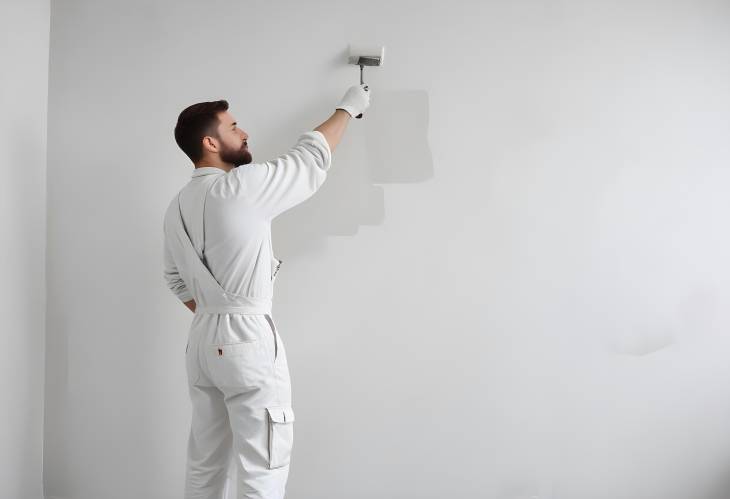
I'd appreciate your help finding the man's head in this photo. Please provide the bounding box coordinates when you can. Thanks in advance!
[174,100,252,169]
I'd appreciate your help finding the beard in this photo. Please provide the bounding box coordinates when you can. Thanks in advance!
[219,141,252,167]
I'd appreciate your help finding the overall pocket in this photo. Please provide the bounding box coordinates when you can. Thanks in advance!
[266,406,295,469]
[185,339,201,386]
[271,256,282,282]
[205,340,269,389]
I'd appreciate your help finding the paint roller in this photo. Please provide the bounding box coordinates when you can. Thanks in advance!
[347,44,385,119]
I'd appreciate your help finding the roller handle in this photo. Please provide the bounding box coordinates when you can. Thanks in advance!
[356,64,364,119]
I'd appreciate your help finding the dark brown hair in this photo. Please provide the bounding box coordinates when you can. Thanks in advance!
[174,100,229,163]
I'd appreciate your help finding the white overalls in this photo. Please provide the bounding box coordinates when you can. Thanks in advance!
[162,131,331,499]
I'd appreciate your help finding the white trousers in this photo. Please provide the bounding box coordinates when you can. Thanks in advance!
[184,313,294,499]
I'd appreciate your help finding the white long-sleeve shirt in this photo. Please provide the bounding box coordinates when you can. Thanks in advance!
[163,130,332,306]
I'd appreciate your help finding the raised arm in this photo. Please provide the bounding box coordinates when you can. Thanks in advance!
[314,109,352,152]
[227,84,371,219]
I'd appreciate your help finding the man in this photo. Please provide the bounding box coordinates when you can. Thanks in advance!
[163,84,371,499]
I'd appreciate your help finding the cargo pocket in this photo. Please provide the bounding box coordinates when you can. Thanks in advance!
[266,406,295,469]
[206,340,269,389]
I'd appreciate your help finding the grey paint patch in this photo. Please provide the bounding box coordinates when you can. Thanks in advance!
[273,89,433,256]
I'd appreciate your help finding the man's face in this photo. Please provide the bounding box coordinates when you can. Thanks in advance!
[213,111,252,167]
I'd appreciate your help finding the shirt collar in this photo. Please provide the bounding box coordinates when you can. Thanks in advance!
[192,166,227,178]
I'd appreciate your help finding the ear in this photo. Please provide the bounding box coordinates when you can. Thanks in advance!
[202,136,219,154]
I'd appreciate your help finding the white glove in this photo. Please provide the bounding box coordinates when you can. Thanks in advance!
[336,83,371,118]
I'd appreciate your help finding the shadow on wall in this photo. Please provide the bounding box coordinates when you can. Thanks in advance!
[605,285,718,357]
[272,89,433,256]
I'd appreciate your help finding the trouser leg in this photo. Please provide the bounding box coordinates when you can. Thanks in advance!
[184,383,233,499]
[221,315,294,499]
[224,391,291,499]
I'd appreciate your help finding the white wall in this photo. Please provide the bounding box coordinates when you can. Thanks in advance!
[44,1,730,498]
[0,1,49,499]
